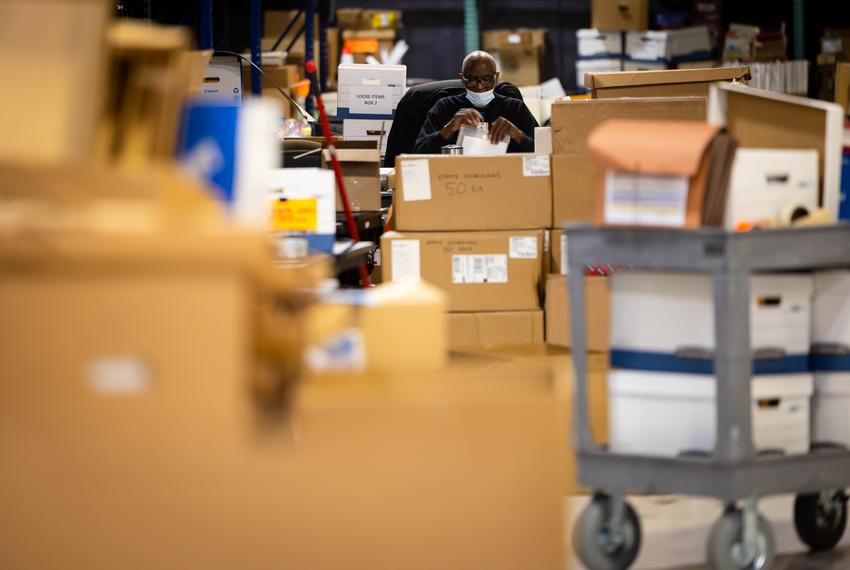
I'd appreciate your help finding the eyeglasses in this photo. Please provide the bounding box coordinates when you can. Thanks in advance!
[462,73,497,88]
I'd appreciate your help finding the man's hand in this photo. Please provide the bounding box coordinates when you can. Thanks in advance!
[440,108,483,140]
[489,117,523,145]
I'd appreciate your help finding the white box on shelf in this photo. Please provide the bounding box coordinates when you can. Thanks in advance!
[343,118,393,157]
[610,273,813,358]
[577,29,623,58]
[708,83,845,221]
[608,369,813,457]
[576,58,623,90]
[337,63,406,120]
[626,26,712,62]
[813,373,850,449]
[813,271,850,350]
[724,148,819,230]
[622,59,669,72]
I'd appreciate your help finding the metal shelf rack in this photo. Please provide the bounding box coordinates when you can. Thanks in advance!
[566,224,850,569]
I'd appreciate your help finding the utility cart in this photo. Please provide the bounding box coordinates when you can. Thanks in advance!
[566,224,850,570]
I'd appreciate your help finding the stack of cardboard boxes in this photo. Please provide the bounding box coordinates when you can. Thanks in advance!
[384,154,552,350]
[578,0,719,89]
[338,8,402,66]
[482,29,548,86]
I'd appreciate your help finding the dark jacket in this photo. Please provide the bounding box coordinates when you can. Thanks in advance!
[414,93,538,154]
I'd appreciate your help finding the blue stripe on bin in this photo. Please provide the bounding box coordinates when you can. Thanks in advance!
[610,349,811,375]
[811,353,850,372]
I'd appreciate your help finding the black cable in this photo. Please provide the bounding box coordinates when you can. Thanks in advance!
[213,50,316,124]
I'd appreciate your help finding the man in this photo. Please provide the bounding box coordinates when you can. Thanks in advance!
[414,51,538,153]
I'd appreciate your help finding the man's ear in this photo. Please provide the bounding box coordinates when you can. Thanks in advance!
[457,72,465,82]
[494,71,501,84]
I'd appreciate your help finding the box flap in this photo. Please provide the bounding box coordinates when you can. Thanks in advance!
[585,66,750,89]
[323,148,380,163]
[586,120,719,177]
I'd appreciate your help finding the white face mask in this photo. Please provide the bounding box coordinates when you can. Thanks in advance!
[466,88,495,108]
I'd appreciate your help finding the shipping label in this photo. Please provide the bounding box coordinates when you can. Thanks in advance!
[509,236,538,259]
[452,254,508,284]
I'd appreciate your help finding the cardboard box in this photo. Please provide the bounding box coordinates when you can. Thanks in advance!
[482,29,547,50]
[587,119,737,227]
[549,228,569,275]
[381,230,544,312]
[707,82,845,220]
[341,29,398,65]
[305,282,448,374]
[545,274,610,352]
[322,144,381,212]
[449,310,544,350]
[552,155,597,224]
[497,44,543,86]
[0,0,110,164]
[241,63,299,116]
[337,8,403,30]
[585,66,750,98]
[550,97,707,155]
[337,63,406,120]
[592,0,648,32]
[394,154,552,231]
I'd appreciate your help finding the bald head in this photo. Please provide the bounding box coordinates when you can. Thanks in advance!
[462,51,497,75]
[459,50,499,93]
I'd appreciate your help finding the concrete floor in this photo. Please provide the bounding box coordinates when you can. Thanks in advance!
[566,494,850,569]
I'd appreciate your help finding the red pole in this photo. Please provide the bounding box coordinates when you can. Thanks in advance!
[305,60,371,288]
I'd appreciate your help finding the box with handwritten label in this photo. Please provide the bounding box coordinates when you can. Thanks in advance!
[380,229,544,312]
[394,154,552,231]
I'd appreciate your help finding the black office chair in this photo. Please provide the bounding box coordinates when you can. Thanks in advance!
[383,79,524,168]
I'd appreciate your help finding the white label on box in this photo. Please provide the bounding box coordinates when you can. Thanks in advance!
[401,159,432,201]
[523,155,550,177]
[604,170,689,227]
[391,240,421,282]
[560,233,569,275]
[87,357,152,395]
[452,255,508,284]
[509,236,538,259]
[508,33,521,44]
[349,84,394,115]
[373,246,382,266]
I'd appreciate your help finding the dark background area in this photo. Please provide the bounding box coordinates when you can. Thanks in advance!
[122,0,850,91]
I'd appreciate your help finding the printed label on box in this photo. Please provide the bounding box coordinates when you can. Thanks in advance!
[373,246,382,266]
[523,155,550,177]
[452,254,508,284]
[349,84,393,115]
[560,233,569,275]
[391,240,421,282]
[269,198,318,231]
[604,170,688,227]
[509,236,538,259]
[401,159,432,201]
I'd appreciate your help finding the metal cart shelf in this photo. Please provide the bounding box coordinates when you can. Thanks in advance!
[566,224,850,570]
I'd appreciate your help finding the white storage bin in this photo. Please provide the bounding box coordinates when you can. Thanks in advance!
[625,26,712,62]
[577,29,623,58]
[610,273,813,359]
[622,59,668,72]
[576,58,622,89]
[724,149,819,230]
[813,373,850,449]
[813,271,850,350]
[608,369,813,457]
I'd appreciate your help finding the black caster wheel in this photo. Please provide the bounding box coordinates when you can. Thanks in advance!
[573,493,642,569]
[794,490,848,552]
[707,506,775,570]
